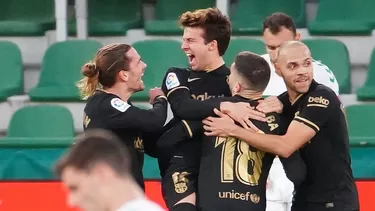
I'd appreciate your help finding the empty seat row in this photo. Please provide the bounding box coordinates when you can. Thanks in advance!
[1,0,375,36]
[1,38,375,101]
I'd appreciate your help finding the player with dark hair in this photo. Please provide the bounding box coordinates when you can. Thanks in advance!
[204,41,359,211]
[198,51,305,211]
[54,129,165,211]
[158,8,268,211]
[259,12,340,211]
[77,43,168,190]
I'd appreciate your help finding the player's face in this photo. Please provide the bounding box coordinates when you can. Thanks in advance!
[263,27,300,64]
[181,27,213,71]
[227,62,241,95]
[61,167,106,211]
[125,47,147,92]
[276,45,313,94]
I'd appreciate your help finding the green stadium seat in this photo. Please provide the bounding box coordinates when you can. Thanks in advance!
[357,47,375,101]
[0,0,55,36]
[5,105,74,138]
[345,104,375,146]
[144,0,215,35]
[350,147,375,178]
[28,40,102,101]
[224,38,266,64]
[231,0,305,35]
[308,0,375,35]
[0,41,23,101]
[131,40,187,101]
[302,39,351,94]
[68,0,143,36]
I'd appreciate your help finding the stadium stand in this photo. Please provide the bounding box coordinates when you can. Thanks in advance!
[131,39,187,101]
[346,104,375,146]
[308,0,375,35]
[0,0,55,36]
[68,0,143,36]
[223,38,266,64]
[0,41,23,101]
[0,0,375,186]
[28,40,101,101]
[303,38,351,94]
[144,0,215,35]
[356,47,375,101]
[231,0,305,35]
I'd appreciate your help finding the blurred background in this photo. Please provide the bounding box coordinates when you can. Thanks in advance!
[0,0,374,210]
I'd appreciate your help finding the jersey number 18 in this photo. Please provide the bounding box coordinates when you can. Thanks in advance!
[215,137,265,186]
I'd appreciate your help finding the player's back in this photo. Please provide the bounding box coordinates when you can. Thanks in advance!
[198,95,281,211]
[83,91,145,189]
[279,80,359,210]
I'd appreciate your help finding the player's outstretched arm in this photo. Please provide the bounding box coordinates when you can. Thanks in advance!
[102,95,168,133]
[203,89,337,158]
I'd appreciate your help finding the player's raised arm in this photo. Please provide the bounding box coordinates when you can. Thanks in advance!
[101,93,168,133]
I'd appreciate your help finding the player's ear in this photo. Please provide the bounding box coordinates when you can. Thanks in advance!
[118,70,129,82]
[295,32,301,41]
[208,40,217,51]
[274,63,282,77]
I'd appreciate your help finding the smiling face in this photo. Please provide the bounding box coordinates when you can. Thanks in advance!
[119,47,147,92]
[275,43,313,95]
[181,27,214,70]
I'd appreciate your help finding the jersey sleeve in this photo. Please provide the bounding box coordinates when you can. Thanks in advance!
[162,67,222,120]
[313,61,339,95]
[279,152,306,186]
[294,88,337,133]
[101,95,168,133]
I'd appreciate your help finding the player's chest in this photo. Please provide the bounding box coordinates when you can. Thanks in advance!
[187,75,230,100]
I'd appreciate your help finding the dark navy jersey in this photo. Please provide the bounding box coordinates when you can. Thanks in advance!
[83,91,168,189]
[278,80,359,210]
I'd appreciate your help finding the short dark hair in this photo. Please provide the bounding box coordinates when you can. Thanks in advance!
[179,8,231,56]
[262,12,296,35]
[54,129,131,177]
[234,51,271,92]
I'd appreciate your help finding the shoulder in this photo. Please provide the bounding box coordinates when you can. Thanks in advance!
[118,199,165,211]
[305,83,339,107]
[163,67,190,90]
[100,94,131,113]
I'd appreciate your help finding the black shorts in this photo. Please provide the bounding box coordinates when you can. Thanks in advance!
[160,140,201,209]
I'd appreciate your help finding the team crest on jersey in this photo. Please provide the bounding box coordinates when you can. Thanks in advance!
[172,172,190,193]
[110,98,130,112]
[250,193,260,204]
[134,136,144,151]
[165,72,180,90]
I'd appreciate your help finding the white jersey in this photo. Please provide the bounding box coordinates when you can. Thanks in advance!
[117,198,165,211]
[261,54,339,96]
[260,54,339,203]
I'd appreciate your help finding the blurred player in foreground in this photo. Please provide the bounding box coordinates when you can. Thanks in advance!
[259,12,340,211]
[198,51,306,211]
[204,41,359,211]
[77,43,168,190]
[54,129,165,211]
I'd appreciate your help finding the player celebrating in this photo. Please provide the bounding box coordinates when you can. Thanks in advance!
[77,43,168,190]
[203,41,359,211]
[259,12,340,211]
[198,51,306,211]
[158,8,266,211]
[54,129,165,211]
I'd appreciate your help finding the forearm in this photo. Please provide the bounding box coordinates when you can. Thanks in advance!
[170,96,221,120]
[229,126,294,157]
